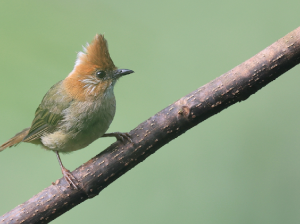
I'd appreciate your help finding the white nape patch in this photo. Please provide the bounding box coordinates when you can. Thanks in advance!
[82,43,89,54]
[67,51,86,77]
[67,44,90,77]
[85,42,89,49]
[80,75,100,96]
[75,51,85,67]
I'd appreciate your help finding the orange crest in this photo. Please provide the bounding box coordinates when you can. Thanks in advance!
[64,34,117,101]
[76,34,116,71]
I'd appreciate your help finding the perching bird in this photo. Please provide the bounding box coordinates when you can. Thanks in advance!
[0,34,134,188]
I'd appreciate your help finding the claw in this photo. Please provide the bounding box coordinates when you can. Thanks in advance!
[61,167,78,189]
[102,132,132,142]
[55,151,79,189]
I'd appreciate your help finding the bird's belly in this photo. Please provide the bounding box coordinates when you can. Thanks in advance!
[70,118,110,151]
[41,96,116,153]
[41,117,112,153]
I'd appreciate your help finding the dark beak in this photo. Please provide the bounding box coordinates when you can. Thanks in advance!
[114,69,134,78]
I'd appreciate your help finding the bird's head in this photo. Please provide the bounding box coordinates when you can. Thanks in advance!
[64,34,133,101]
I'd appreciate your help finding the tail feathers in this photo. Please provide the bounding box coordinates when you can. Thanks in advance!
[0,128,30,151]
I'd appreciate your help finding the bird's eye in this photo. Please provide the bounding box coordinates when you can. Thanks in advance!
[96,70,106,79]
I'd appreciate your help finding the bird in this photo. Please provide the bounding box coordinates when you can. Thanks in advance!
[0,34,134,189]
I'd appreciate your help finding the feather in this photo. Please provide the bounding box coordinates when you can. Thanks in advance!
[75,34,116,71]
[0,128,30,151]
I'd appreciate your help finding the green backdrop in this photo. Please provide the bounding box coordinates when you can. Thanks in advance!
[0,1,300,223]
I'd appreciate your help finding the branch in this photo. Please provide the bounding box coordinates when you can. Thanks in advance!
[2,27,300,224]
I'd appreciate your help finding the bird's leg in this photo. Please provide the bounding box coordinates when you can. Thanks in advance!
[55,151,78,189]
[102,132,132,142]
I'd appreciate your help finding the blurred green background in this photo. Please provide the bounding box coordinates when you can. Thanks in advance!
[0,1,300,223]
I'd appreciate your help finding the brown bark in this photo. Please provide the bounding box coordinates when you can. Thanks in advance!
[1,27,300,224]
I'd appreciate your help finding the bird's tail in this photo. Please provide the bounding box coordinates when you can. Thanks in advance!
[0,128,30,151]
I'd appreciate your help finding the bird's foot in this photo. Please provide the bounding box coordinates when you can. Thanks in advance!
[102,132,132,142]
[61,166,79,189]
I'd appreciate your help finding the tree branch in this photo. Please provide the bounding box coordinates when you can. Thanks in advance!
[2,27,300,224]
